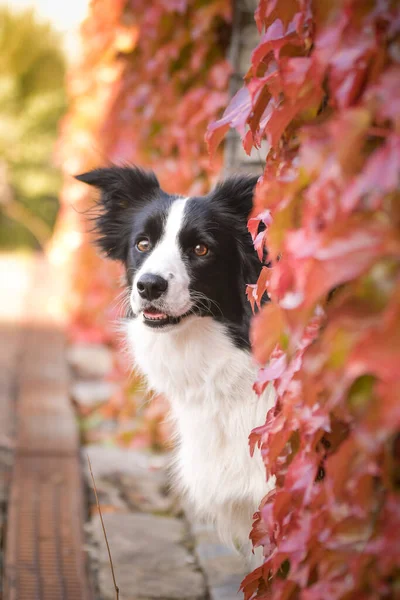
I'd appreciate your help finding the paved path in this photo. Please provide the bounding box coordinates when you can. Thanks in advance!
[0,254,248,600]
[1,255,93,600]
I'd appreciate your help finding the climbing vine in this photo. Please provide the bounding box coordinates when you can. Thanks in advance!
[208,0,400,597]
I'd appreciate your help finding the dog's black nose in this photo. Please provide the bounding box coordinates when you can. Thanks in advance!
[137,274,168,301]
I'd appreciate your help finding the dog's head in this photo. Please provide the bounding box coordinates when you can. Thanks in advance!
[76,166,263,346]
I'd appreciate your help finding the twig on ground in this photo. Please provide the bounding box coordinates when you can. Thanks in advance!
[87,454,120,600]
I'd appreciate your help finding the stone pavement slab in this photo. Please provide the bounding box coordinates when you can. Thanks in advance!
[91,513,207,600]
[191,522,247,600]
[85,445,175,515]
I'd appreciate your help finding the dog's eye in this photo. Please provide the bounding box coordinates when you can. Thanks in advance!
[193,243,208,257]
[136,238,151,253]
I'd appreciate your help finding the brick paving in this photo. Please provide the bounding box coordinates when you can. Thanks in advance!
[0,255,34,597]
[0,255,248,600]
[1,255,93,600]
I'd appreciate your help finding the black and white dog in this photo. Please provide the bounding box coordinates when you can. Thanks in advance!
[77,166,275,554]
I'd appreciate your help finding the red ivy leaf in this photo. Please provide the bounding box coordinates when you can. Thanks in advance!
[254,351,287,396]
[251,303,286,364]
[251,19,288,69]
[248,209,272,242]
[206,87,252,157]
[246,266,271,315]
[341,134,400,212]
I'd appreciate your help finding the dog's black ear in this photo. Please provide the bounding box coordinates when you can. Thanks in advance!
[212,174,265,276]
[75,166,160,261]
[212,175,259,220]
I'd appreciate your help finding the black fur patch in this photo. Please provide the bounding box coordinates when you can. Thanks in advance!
[76,166,267,349]
[76,166,162,262]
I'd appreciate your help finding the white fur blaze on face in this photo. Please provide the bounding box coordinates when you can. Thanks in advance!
[130,198,191,318]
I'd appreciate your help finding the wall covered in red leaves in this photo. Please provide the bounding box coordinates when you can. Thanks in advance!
[208,0,400,597]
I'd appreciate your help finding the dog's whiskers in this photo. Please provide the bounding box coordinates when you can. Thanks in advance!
[111,288,131,317]
[190,291,223,317]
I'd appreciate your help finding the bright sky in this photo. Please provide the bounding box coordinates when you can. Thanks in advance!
[3,0,89,59]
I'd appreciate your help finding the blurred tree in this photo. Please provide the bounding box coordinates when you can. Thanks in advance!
[0,6,66,249]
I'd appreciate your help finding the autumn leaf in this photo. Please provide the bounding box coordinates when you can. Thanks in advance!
[251,303,286,364]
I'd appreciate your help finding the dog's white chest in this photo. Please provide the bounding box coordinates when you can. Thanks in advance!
[127,316,275,544]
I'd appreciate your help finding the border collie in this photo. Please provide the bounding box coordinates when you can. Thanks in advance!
[77,166,276,556]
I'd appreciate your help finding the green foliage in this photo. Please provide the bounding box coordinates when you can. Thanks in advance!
[0,6,66,249]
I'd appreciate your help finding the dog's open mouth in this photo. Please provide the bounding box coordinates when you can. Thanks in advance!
[142,306,191,328]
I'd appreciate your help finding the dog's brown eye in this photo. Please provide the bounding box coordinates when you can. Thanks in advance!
[193,243,208,257]
[137,238,151,252]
